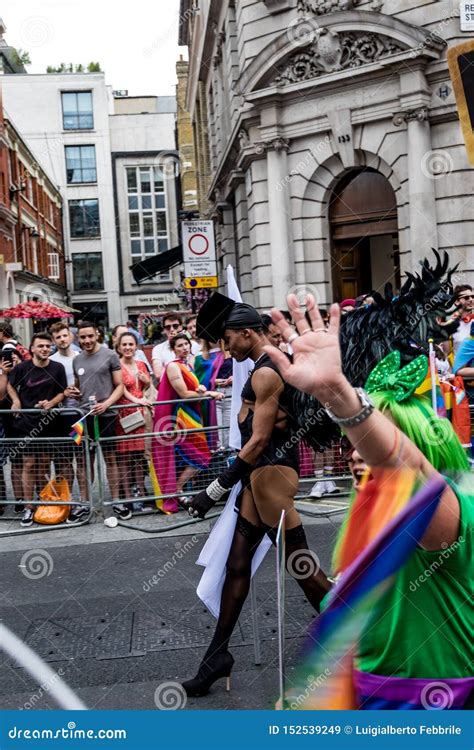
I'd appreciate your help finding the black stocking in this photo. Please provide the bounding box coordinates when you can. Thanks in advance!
[265,523,331,613]
[203,515,265,661]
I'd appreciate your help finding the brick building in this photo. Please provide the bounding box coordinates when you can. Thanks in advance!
[0,92,66,339]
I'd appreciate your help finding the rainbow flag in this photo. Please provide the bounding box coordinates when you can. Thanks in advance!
[287,471,445,710]
[69,419,85,446]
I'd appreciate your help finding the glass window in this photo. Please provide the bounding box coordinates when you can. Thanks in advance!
[127,168,137,193]
[129,213,140,237]
[69,199,100,238]
[47,252,60,279]
[140,168,151,193]
[144,239,155,255]
[65,145,97,183]
[126,165,170,268]
[156,212,167,232]
[153,167,163,192]
[143,213,153,236]
[62,91,93,130]
[72,252,103,290]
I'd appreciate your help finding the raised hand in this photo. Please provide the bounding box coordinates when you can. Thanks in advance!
[263,295,345,404]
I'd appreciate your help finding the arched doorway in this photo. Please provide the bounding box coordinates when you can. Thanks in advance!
[329,168,400,302]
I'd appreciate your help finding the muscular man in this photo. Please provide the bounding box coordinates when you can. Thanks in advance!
[181,293,331,697]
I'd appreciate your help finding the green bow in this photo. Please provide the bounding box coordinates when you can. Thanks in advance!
[365,351,428,402]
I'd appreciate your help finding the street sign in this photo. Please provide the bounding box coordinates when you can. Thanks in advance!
[184,276,218,289]
[182,220,217,279]
[448,39,474,164]
[460,1,474,30]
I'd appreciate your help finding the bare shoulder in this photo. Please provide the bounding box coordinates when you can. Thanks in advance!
[252,366,283,396]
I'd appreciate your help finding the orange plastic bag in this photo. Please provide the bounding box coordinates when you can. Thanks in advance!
[34,477,71,525]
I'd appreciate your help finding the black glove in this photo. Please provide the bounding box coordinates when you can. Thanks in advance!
[186,456,252,519]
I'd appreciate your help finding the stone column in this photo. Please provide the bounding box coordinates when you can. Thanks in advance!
[393,107,437,267]
[265,137,294,308]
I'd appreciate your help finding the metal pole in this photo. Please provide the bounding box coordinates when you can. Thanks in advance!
[250,578,261,665]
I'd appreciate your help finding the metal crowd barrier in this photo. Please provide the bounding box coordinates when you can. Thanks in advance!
[1,397,472,534]
[0,407,93,536]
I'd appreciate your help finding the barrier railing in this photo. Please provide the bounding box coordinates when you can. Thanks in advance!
[0,407,93,535]
[1,397,471,532]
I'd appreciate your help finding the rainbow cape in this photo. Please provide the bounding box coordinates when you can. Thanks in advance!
[194,350,224,450]
[151,362,211,514]
[287,470,445,710]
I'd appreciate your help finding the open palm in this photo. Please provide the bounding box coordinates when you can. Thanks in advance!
[264,296,344,402]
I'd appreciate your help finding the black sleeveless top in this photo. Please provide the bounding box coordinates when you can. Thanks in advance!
[238,354,299,472]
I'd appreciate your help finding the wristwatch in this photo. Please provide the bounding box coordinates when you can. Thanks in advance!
[324,387,374,427]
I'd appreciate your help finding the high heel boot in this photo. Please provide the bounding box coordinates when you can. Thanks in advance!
[182,651,234,697]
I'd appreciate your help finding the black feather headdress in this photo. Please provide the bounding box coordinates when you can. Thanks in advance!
[340,250,460,387]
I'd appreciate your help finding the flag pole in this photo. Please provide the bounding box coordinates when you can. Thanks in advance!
[428,339,438,414]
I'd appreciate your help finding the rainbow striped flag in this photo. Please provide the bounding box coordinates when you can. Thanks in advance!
[287,470,445,710]
[69,419,85,446]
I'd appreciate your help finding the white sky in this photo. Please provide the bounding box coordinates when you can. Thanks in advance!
[1,0,187,96]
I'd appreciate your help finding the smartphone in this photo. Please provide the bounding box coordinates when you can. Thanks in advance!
[1,350,13,364]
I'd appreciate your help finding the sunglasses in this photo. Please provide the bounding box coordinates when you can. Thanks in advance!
[458,295,474,301]
[164,323,180,330]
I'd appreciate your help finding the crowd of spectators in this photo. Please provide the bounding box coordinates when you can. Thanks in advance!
[0,283,472,527]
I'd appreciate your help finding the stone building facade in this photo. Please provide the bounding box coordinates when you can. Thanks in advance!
[180,0,473,309]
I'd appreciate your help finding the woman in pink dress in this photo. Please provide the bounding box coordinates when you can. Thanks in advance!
[116,333,152,504]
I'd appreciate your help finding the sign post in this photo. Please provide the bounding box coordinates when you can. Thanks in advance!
[182,220,218,289]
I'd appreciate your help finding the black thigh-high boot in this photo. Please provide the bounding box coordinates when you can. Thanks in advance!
[182,515,266,696]
[264,523,332,613]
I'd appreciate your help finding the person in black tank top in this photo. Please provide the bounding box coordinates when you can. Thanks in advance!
[181,294,331,698]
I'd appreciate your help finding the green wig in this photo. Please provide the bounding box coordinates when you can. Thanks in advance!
[370,391,469,475]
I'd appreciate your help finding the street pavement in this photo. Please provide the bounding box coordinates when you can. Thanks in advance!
[0,503,344,711]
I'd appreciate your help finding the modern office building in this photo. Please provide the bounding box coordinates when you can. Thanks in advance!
[109,94,181,320]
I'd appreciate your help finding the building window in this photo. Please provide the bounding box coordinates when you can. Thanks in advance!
[47,251,60,280]
[65,145,97,183]
[126,166,169,272]
[72,252,104,290]
[69,199,100,238]
[61,91,94,130]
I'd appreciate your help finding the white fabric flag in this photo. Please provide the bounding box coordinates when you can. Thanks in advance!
[196,265,272,617]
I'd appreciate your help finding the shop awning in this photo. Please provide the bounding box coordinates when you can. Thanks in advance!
[130,245,183,284]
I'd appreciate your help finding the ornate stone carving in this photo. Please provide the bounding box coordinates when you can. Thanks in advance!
[297,0,357,14]
[297,0,383,12]
[238,129,250,148]
[255,138,290,154]
[272,29,405,85]
[392,107,429,127]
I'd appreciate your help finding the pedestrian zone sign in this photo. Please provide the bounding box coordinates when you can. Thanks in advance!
[182,220,217,280]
